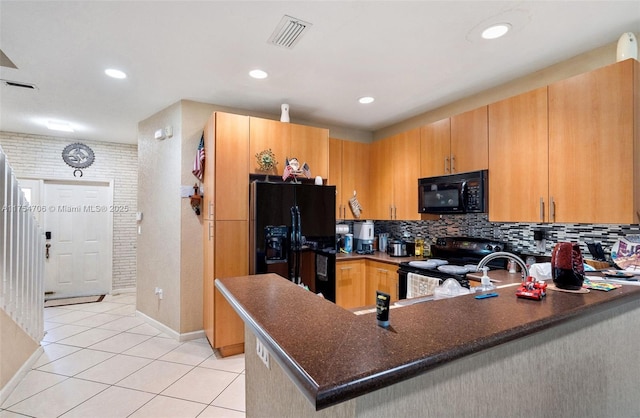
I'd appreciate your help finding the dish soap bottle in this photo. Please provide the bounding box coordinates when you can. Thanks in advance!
[479,267,496,292]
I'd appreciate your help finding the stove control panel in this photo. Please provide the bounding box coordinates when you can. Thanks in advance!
[433,237,506,255]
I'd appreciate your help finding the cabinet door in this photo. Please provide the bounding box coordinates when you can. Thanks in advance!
[202,115,215,345]
[369,138,394,220]
[549,59,637,223]
[420,118,451,177]
[290,124,329,179]
[203,219,214,345]
[213,220,248,351]
[450,106,488,174]
[335,260,365,309]
[215,113,249,221]
[488,87,549,222]
[342,140,371,220]
[328,138,343,219]
[249,117,290,175]
[392,128,421,221]
[365,261,399,305]
[202,115,216,221]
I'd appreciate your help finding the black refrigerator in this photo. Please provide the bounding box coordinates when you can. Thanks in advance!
[249,181,337,302]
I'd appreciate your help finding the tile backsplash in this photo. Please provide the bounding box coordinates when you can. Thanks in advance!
[342,215,640,261]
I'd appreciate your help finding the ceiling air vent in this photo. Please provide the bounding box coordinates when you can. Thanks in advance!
[268,15,312,49]
[1,79,38,90]
[0,49,17,69]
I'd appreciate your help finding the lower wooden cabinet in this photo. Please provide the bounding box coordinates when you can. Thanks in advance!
[212,221,247,356]
[335,260,365,309]
[365,260,399,306]
[336,259,399,309]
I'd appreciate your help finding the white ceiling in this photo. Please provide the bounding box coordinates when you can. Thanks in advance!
[1,1,639,145]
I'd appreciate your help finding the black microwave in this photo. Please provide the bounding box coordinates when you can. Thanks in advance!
[418,170,487,214]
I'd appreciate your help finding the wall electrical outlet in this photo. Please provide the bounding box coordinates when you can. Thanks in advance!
[256,339,270,369]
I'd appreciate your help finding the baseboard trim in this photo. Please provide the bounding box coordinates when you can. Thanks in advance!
[111,287,136,295]
[135,310,205,342]
[0,346,44,406]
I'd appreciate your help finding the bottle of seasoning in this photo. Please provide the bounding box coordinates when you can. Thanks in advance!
[423,238,431,258]
[414,234,424,257]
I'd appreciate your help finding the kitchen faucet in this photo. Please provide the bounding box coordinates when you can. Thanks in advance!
[476,252,530,279]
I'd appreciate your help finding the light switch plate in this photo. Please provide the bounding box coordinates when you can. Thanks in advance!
[256,339,270,369]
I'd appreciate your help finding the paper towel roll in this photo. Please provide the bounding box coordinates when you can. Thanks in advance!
[336,224,349,234]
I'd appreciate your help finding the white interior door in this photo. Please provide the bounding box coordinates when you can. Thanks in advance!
[44,181,113,298]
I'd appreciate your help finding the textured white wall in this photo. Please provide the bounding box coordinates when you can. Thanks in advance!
[0,132,138,291]
[137,102,183,332]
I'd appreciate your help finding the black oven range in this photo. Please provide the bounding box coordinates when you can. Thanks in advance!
[397,236,509,299]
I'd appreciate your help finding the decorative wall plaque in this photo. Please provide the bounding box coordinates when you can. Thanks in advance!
[62,143,95,177]
[256,148,277,171]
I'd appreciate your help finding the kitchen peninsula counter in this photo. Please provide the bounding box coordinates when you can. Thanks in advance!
[216,273,640,417]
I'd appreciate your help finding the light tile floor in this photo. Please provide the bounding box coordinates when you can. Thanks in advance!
[1,293,245,418]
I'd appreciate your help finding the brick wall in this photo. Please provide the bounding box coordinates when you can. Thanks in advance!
[0,131,138,290]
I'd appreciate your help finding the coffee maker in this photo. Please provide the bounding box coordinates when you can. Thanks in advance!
[354,220,375,254]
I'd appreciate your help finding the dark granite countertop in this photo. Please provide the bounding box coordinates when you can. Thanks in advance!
[215,273,640,410]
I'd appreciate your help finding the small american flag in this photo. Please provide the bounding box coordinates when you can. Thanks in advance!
[192,133,205,181]
[301,163,311,178]
[282,164,293,181]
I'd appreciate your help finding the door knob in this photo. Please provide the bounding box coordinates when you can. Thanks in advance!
[45,243,51,259]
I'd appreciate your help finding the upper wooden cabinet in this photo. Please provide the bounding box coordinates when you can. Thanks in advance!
[420,118,450,178]
[202,115,216,221]
[249,117,329,179]
[489,59,639,224]
[450,107,489,174]
[215,112,250,221]
[370,129,421,220]
[392,128,422,220]
[329,138,370,220]
[369,137,394,219]
[488,87,549,223]
[249,117,289,176]
[328,138,342,219]
[290,123,329,180]
[548,59,639,224]
[420,107,488,177]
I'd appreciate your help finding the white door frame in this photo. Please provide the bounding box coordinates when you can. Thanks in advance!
[19,176,114,297]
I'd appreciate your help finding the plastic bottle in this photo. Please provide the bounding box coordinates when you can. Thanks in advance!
[478,267,496,292]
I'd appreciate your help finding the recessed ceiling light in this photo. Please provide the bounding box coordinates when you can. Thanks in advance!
[249,69,268,79]
[481,23,511,40]
[358,96,375,104]
[105,68,127,79]
[47,120,74,132]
